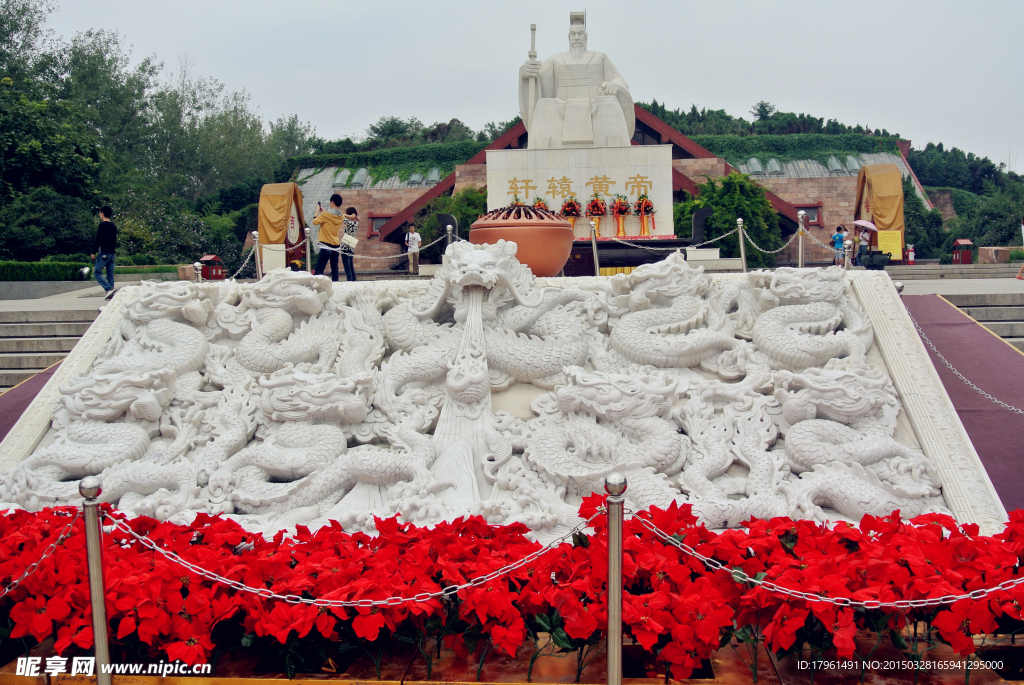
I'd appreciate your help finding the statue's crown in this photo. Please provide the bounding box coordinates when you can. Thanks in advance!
[569,11,585,26]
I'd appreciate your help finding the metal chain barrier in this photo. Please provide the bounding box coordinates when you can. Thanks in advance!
[806,230,838,252]
[630,510,1024,608]
[104,511,599,608]
[610,227,739,253]
[0,512,79,600]
[906,310,1024,415]
[743,230,799,255]
[229,246,256,280]
[348,233,454,261]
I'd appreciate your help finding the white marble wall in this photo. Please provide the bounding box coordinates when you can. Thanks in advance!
[486,145,674,237]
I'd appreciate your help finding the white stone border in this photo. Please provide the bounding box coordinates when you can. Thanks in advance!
[848,270,1006,535]
[0,272,1006,533]
[0,287,139,473]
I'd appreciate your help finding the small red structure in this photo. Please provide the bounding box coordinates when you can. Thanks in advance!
[199,254,225,280]
[951,239,973,265]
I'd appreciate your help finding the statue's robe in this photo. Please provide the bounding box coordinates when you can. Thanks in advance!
[519,50,635,149]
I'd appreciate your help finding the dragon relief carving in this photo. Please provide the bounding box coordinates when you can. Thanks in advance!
[0,247,951,536]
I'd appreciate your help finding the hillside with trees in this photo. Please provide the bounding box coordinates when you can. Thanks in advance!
[1,0,1020,274]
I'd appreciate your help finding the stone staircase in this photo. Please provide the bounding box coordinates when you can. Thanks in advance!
[0,309,98,394]
[885,263,1021,281]
[945,293,1024,352]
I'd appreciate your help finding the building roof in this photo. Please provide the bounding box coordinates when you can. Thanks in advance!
[375,107,804,240]
[294,166,441,226]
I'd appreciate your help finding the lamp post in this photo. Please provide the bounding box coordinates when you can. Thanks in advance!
[797,210,806,269]
[590,219,600,276]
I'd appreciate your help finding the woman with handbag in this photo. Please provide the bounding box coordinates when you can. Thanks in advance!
[340,207,359,281]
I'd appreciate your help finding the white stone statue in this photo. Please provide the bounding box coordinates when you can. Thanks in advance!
[518,12,635,149]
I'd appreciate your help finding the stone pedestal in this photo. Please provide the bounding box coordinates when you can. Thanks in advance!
[486,146,673,238]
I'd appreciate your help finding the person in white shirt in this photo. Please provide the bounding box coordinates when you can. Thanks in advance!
[406,225,422,275]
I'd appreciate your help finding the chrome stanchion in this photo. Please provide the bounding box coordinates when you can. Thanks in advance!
[590,220,601,276]
[605,472,626,685]
[844,239,854,270]
[79,477,112,685]
[446,224,453,250]
[193,261,202,284]
[736,218,747,273]
[797,210,806,269]
[252,231,262,280]
[895,281,905,295]
[304,227,311,273]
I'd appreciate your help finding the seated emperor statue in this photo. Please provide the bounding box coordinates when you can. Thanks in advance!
[518,12,635,149]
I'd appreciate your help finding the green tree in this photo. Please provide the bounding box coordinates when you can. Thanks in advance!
[0,77,100,201]
[413,187,488,263]
[0,185,94,260]
[750,101,777,121]
[902,174,945,258]
[673,172,782,268]
[267,113,317,160]
[0,0,58,89]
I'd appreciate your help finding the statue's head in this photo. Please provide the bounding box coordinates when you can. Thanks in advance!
[568,11,586,57]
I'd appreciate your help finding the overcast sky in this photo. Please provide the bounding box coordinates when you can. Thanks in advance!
[47,0,1022,171]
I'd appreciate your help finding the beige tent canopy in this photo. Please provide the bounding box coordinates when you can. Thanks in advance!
[256,183,306,271]
[855,164,905,254]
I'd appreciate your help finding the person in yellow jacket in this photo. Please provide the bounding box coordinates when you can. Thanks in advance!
[312,193,345,281]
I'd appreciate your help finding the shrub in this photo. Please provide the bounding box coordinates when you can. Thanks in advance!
[0,261,90,281]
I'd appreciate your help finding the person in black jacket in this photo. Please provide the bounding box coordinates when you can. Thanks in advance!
[90,206,118,300]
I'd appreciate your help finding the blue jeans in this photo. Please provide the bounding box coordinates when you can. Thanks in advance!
[94,253,115,291]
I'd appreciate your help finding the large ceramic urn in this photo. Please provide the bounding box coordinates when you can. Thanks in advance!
[468,205,574,277]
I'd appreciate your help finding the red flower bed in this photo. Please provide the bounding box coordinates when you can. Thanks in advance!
[3,500,1024,679]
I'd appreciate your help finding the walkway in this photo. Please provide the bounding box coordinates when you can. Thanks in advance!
[902,294,1024,512]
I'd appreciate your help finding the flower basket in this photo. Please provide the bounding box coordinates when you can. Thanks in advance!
[633,194,654,238]
[532,197,549,212]
[609,195,631,237]
[585,193,606,238]
[560,197,582,236]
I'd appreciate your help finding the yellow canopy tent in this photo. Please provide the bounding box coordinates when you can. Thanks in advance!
[855,164,905,257]
[256,183,306,271]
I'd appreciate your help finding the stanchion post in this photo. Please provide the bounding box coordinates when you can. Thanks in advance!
[79,477,112,685]
[895,281,905,295]
[590,220,601,276]
[797,210,806,269]
[193,261,202,284]
[736,218,747,273]
[305,227,311,273]
[605,472,627,685]
[252,231,262,280]
[446,224,453,250]
[844,239,854,270]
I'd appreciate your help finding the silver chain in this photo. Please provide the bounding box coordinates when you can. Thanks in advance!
[229,246,256,279]
[0,512,79,600]
[806,230,838,251]
[105,512,599,608]
[350,233,455,261]
[630,511,1024,608]
[610,227,740,253]
[906,310,1024,415]
[743,230,798,255]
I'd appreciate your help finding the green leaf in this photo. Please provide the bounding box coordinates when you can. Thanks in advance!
[551,628,574,651]
[534,614,552,633]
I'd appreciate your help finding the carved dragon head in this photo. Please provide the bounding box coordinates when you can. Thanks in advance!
[409,241,542,323]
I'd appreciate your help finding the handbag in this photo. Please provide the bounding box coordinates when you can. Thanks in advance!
[341,234,359,249]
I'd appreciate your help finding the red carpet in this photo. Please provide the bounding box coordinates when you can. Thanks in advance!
[902,295,1024,512]
[0,362,60,443]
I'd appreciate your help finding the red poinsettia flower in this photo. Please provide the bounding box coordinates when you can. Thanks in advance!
[763,602,809,652]
[164,633,215,665]
[10,595,71,642]
[933,599,998,655]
